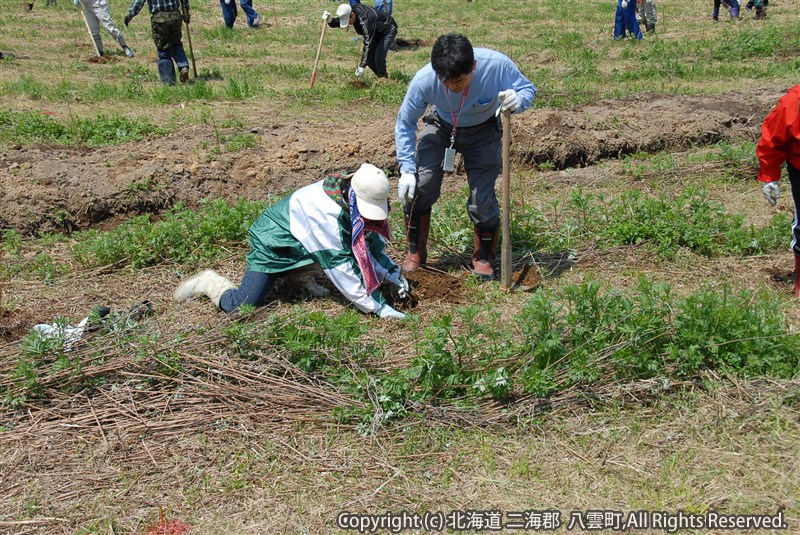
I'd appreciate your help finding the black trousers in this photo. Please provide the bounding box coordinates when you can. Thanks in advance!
[787,161,800,255]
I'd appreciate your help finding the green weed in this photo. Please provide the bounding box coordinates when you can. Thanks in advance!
[0,110,169,148]
[208,132,258,156]
[72,198,264,269]
[513,279,800,395]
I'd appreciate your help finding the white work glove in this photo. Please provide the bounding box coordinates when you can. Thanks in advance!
[398,172,416,203]
[377,303,406,320]
[355,66,365,78]
[322,10,331,20]
[621,0,628,7]
[497,89,521,113]
[762,181,780,206]
[387,272,410,298]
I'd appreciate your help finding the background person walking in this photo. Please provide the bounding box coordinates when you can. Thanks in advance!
[637,0,657,33]
[712,0,740,21]
[614,0,643,39]
[219,0,262,29]
[125,0,191,84]
[75,0,134,57]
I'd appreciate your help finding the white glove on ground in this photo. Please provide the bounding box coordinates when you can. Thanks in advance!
[762,181,780,206]
[377,304,406,320]
[498,89,521,113]
[398,172,416,203]
[621,1,628,8]
[355,66,365,78]
[322,10,331,20]
[387,272,410,298]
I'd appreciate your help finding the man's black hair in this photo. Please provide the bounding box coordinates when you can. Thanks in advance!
[430,33,475,81]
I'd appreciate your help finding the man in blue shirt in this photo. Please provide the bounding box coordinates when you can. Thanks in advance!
[125,0,191,84]
[395,34,536,279]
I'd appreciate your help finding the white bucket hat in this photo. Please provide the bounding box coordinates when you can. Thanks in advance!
[351,163,390,220]
[336,3,352,28]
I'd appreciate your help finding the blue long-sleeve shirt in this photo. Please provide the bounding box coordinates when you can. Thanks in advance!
[395,48,536,176]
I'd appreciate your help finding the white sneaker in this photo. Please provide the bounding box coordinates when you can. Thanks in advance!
[252,15,261,27]
[124,46,134,58]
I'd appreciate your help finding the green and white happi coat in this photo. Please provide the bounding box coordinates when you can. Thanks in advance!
[245,175,401,314]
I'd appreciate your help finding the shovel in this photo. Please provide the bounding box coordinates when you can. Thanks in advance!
[79,7,102,57]
[310,17,328,88]
[500,109,513,290]
[182,7,197,78]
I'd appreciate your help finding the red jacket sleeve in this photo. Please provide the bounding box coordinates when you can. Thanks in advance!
[757,85,800,183]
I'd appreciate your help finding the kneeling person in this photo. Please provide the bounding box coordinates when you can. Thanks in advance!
[174,164,409,319]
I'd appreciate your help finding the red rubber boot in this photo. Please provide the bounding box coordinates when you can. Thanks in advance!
[471,225,498,280]
[402,212,431,273]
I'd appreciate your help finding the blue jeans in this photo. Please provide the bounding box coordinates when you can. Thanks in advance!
[220,0,260,27]
[157,45,189,84]
[374,0,392,14]
[219,270,276,313]
[220,0,237,28]
[151,10,189,84]
[614,0,643,39]
[239,0,260,26]
[349,0,392,14]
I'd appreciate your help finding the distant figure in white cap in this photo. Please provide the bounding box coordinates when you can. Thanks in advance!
[322,2,397,79]
[174,164,409,319]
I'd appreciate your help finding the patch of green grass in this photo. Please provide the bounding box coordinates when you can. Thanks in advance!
[506,186,789,259]
[72,198,265,269]
[3,75,48,100]
[209,132,258,155]
[0,110,170,148]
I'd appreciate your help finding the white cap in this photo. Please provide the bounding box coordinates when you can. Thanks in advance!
[336,3,352,28]
[351,163,390,220]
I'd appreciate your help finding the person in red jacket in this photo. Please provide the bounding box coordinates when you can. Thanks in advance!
[756,84,800,297]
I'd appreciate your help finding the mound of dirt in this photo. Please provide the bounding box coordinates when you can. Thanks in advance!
[513,88,782,169]
[0,308,37,341]
[0,88,788,234]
